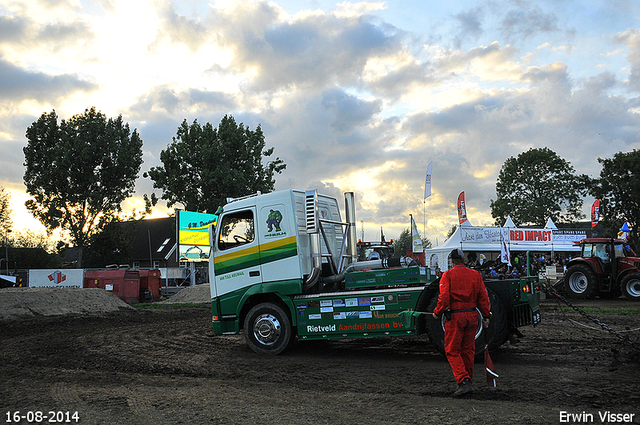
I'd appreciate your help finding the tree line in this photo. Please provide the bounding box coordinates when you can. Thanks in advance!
[19,107,285,267]
[490,147,640,250]
[3,106,639,267]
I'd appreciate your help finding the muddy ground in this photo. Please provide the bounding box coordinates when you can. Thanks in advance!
[1,297,639,425]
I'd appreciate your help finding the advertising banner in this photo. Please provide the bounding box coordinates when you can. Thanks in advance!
[177,210,218,262]
[29,269,85,288]
[457,191,468,224]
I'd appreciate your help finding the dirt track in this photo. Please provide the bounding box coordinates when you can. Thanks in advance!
[1,298,639,425]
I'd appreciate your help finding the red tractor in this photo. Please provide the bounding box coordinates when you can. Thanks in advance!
[564,238,640,301]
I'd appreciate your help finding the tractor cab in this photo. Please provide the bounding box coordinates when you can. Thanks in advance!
[565,238,640,301]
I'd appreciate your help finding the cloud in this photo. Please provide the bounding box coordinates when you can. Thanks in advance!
[0,56,96,102]
[321,87,382,132]
[453,7,484,49]
[0,12,93,51]
[205,1,405,93]
[501,5,562,41]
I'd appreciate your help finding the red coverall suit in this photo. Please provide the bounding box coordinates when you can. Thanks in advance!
[434,264,492,385]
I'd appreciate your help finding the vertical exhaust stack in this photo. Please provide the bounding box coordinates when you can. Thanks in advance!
[303,189,322,291]
[344,192,358,266]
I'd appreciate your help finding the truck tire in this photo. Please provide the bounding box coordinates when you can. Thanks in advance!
[243,302,292,356]
[424,289,506,358]
[564,265,598,299]
[620,273,640,301]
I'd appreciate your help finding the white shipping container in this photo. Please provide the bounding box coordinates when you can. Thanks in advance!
[29,269,85,288]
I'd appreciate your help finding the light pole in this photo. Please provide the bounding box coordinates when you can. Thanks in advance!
[4,229,11,275]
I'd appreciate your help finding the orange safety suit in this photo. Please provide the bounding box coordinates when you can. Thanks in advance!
[434,264,492,385]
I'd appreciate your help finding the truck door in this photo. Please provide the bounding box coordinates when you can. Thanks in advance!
[213,208,262,298]
[258,203,300,283]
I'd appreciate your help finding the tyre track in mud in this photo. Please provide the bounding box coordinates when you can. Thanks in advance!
[1,302,639,424]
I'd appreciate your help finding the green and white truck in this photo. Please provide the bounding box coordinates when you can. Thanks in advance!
[208,189,541,355]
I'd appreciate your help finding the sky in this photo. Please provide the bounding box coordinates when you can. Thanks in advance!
[1,0,640,246]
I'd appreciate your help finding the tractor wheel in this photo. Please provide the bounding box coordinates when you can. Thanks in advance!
[564,265,598,299]
[620,273,640,301]
[424,289,506,359]
[243,302,292,355]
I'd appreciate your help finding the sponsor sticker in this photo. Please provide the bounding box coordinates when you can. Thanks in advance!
[320,307,334,313]
[345,311,359,319]
[333,299,345,308]
[320,300,332,307]
[398,293,412,302]
[385,295,397,304]
[345,298,358,307]
[370,305,386,311]
[307,324,336,333]
[371,296,384,303]
[359,311,373,319]
[358,297,371,306]
[333,312,346,320]
[309,314,322,320]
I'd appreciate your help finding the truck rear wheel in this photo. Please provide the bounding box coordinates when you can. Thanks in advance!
[620,273,640,301]
[244,302,292,356]
[564,265,598,299]
[424,289,506,358]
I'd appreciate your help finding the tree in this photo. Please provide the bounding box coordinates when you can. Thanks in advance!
[0,186,12,234]
[23,107,143,267]
[591,149,640,249]
[392,228,432,258]
[490,147,591,226]
[145,115,286,213]
[84,220,134,268]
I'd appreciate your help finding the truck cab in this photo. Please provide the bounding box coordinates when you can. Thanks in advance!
[208,189,542,356]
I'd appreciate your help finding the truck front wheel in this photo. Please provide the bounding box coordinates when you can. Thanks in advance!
[564,265,598,299]
[620,273,640,301]
[244,302,292,355]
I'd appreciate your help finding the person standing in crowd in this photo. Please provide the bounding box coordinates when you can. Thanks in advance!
[433,249,492,397]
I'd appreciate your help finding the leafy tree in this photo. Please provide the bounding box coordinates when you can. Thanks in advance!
[145,115,286,213]
[490,147,591,226]
[591,149,640,249]
[392,228,432,258]
[445,225,458,241]
[0,186,12,235]
[10,229,56,252]
[23,107,143,267]
[84,220,134,267]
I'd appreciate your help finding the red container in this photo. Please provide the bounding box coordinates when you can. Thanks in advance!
[139,269,162,302]
[84,269,141,304]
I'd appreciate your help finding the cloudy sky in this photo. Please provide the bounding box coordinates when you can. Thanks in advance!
[2,0,640,245]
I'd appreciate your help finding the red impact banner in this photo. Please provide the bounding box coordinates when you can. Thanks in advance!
[457,191,468,225]
[591,200,601,228]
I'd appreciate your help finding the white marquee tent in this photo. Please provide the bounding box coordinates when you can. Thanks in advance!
[421,217,587,271]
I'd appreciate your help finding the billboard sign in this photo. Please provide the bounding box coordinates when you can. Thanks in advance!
[177,210,218,262]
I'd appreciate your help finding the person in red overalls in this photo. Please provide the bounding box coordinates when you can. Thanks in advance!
[433,248,492,397]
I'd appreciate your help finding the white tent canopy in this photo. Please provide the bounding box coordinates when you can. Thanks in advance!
[423,221,586,271]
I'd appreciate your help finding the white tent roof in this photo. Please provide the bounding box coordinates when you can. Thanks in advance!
[504,216,516,228]
[422,220,585,271]
[545,217,558,229]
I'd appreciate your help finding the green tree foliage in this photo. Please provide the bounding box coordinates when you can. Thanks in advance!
[490,147,590,226]
[591,149,640,249]
[23,107,143,267]
[0,186,12,234]
[392,228,432,258]
[145,115,286,213]
[84,220,134,267]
